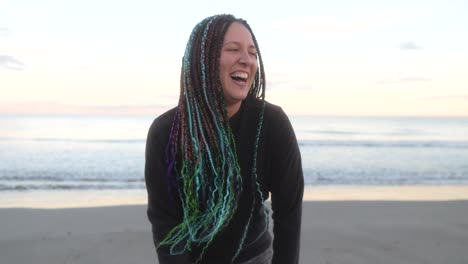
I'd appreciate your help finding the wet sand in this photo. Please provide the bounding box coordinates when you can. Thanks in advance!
[1,188,468,264]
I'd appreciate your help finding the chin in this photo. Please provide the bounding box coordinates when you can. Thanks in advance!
[235,93,249,101]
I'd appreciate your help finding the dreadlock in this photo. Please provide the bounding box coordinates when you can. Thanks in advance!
[159,14,267,262]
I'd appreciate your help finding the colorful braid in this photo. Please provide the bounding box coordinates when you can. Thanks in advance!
[160,14,268,262]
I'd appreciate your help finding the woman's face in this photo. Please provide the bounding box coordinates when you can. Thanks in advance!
[219,22,258,111]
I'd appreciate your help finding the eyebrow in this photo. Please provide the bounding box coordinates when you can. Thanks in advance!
[223,41,256,50]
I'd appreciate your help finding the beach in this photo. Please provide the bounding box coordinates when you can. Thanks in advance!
[1,186,468,264]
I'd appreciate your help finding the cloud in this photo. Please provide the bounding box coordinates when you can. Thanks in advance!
[400,42,423,50]
[0,102,176,115]
[274,12,401,38]
[422,95,468,100]
[0,55,26,70]
[84,103,176,112]
[0,27,8,36]
[291,84,315,90]
[266,79,315,91]
[266,80,292,90]
[400,77,431,82]
[266,73,316,91]
[378,76,431,84]
[0,27,9,37]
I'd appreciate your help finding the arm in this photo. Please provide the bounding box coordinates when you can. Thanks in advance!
[269,108,304,264]
[145,117,193,264]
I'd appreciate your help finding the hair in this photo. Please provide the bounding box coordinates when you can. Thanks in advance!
[160,14,267,262]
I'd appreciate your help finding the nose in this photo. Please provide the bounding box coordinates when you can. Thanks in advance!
[239,49,255,65]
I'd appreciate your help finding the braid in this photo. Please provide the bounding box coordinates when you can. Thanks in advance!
[160,14,267,262]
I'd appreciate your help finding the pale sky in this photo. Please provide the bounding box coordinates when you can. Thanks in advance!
[1,0,467,116]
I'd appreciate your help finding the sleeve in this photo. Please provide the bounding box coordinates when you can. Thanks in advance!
[269,108,304,264]
[145,118,193,264]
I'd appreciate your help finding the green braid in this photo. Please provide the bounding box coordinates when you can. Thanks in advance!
[160,14,267,262]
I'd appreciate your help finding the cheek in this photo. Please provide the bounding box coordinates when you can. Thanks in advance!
[219,63,230,89]
[252,63,258,79]
[218,61,226,80]
[220,66,229,85]
[252,59,258,71]
[219,57,230,76]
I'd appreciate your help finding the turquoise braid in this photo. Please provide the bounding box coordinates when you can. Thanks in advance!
[160,14,268,263]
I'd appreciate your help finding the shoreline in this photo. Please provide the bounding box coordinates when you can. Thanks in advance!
[303,185,468,201]
[1,185,468,209]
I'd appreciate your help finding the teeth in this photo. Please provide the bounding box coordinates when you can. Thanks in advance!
[231,72,249,80]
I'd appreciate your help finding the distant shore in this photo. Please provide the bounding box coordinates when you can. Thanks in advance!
[1,185,468,208]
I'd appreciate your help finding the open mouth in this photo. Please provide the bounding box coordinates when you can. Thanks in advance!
[231,72,249,84]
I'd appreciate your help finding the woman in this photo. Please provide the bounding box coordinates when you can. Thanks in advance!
[145,14,303,264]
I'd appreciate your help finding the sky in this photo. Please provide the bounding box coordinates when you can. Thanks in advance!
[1,0,467,116]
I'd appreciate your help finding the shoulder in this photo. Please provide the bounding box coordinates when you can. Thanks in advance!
[147,107,178,142]
[243,97,285,117]
[242,98,295,146]
[264,101,286,120]
[244,97,290,128]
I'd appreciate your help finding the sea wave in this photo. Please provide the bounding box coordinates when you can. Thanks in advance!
[298,140,468,149]
[0,137,145,143]
[2,137,468,149]
[0,183,145,191]
[0,175,144,182]
[303,169,468,186]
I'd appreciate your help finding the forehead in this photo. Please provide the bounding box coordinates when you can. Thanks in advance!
[223,22,255,46]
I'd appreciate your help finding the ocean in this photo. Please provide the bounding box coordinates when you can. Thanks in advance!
[1,114,468,193]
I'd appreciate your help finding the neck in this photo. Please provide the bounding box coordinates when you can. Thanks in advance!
[226,101,242,118]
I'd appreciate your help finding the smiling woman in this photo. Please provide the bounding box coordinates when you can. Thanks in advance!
[219,22,258,117]
[145,14,303,264]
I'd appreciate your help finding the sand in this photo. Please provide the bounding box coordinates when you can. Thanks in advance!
[1,186,468,264]
[3,185,468,209]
